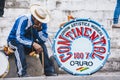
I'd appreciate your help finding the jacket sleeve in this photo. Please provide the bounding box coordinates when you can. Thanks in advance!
[16,16,33,48]
[37,23,48,43]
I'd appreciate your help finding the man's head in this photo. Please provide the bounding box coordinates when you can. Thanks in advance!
[30,4,50,23]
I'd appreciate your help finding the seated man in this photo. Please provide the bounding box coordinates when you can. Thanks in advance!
[7,4,57,77]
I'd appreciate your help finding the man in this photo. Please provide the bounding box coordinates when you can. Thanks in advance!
[7,4,57,77]
[0,0,5,17]
[112,0,120,28]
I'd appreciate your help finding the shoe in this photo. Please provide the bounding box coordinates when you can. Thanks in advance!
[18,74,31,77]
[112,24,120,28]
[45,72,58,76]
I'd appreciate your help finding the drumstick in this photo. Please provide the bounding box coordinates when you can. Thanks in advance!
[41,52,44,74]
[59,15,74,28]
[29,51,39,58]
[3,46,14,55]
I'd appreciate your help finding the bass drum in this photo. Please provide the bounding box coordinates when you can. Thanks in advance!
[0,51,9,78]
[52,18,110,75]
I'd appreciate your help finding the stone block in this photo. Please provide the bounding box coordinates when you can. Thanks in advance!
[101,59,120,72]
[5,54,43,78]
[5,0,30,8]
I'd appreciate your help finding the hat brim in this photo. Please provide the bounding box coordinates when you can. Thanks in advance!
[30,4,50,23]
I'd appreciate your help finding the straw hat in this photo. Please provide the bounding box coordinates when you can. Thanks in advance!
[30,4,50,23]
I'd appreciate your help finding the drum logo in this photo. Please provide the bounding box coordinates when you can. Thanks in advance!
[53,19,110,75]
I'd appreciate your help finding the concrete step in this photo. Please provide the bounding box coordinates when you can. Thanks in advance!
[5,0,30,8]
[1,72,120,80]
[5,0,115,11]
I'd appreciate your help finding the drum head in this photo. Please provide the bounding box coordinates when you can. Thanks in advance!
[0,52,9,76]
[53,18,110,75]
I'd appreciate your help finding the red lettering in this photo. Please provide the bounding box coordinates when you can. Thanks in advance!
[59,52,72,62]
[57,47,70,54]
[71,28,77,38]
[94,46,106,54]
[93,36,106,45]
[75,27,83,36]
[57,35,71,46]
[85,52,89,59]
[74,52,84,59]
[65,31,74,40]
[92,52,104,60]
[84,27,92,37]
[90,31,99,41]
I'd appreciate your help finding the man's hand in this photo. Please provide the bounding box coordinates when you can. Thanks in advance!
[33,24,42,31]
[33,42,43,54]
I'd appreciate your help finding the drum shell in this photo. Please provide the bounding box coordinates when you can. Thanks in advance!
[0,51,9,78]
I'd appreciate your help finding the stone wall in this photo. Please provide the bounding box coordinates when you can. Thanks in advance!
[5,0,30,8]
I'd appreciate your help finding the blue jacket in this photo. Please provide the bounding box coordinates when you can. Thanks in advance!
[7,14,48,48]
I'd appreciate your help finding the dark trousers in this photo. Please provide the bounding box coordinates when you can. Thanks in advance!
[0,0,5,16]
[8,40,54,76]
